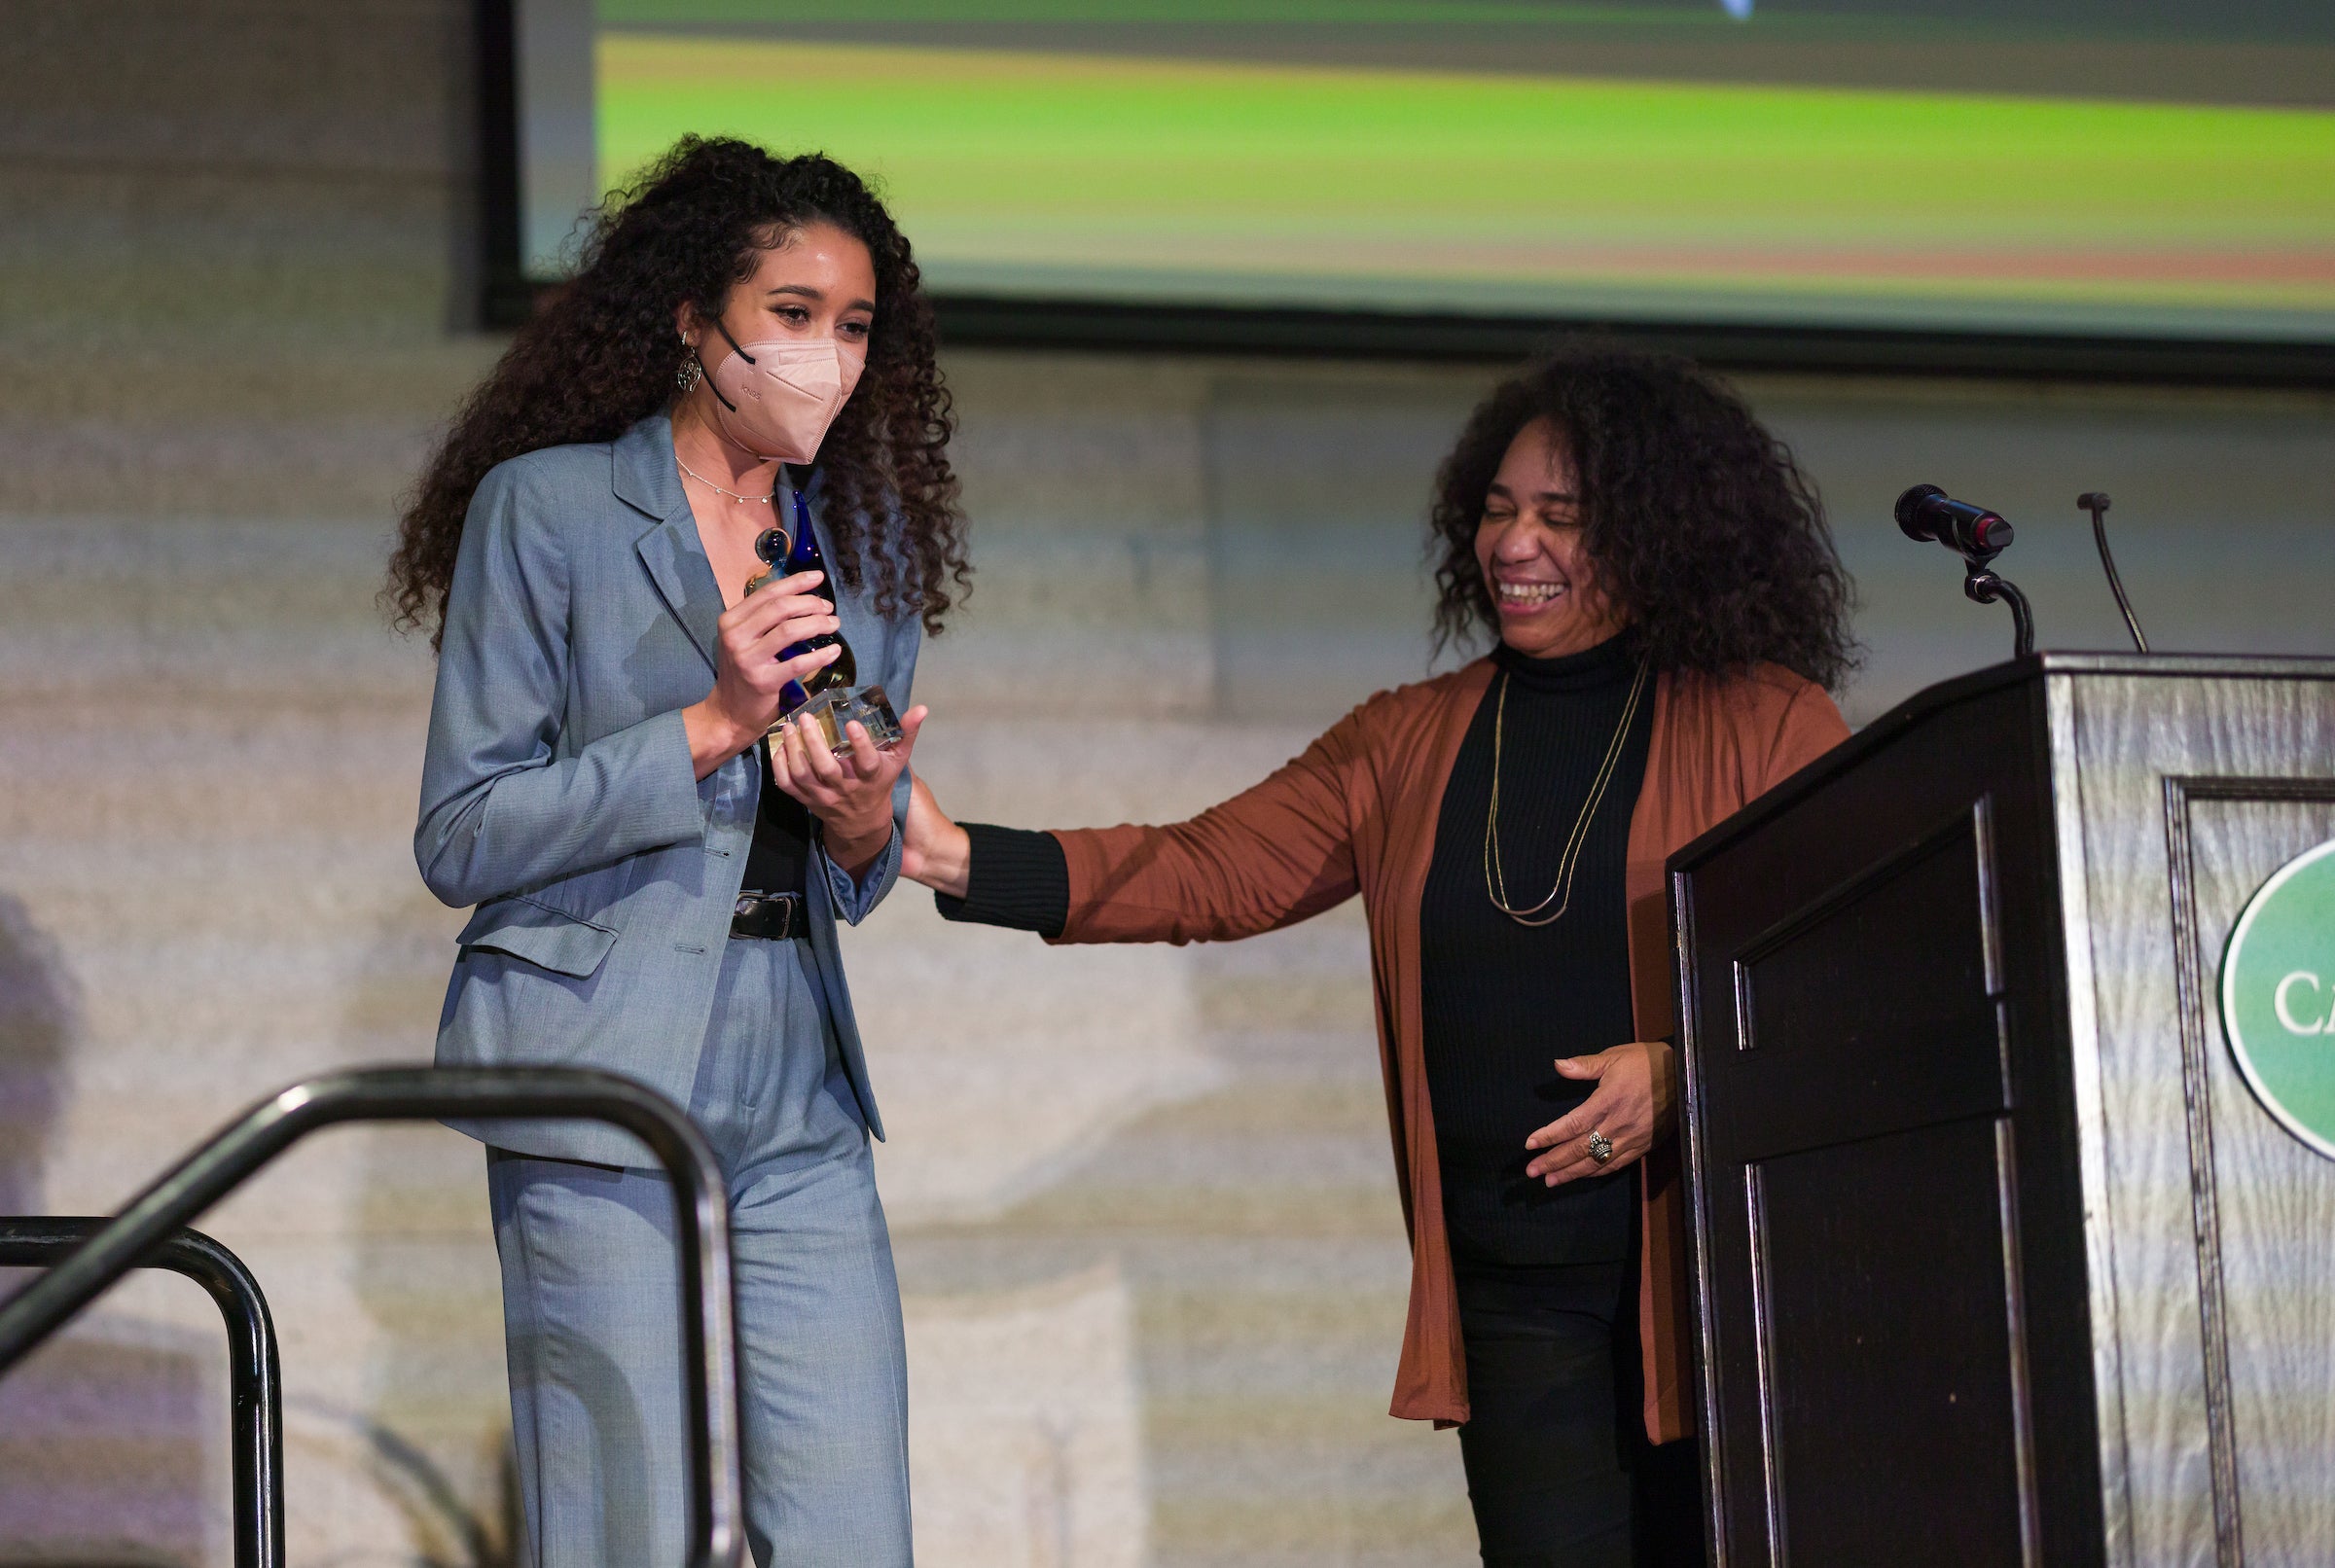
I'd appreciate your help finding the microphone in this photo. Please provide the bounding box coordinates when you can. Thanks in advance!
[1895,484,2014,558]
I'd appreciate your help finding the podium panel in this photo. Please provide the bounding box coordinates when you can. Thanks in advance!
[1671,656,2335,1568]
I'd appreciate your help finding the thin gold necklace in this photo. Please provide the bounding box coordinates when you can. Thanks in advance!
[676,454,776,505]
[1483,657,1651,926]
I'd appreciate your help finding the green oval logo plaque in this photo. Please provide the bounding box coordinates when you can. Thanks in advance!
[2222,838,2335,1161]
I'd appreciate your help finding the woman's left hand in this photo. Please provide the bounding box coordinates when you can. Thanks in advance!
[769,703,929,878]
[1523,1039,1675,1187]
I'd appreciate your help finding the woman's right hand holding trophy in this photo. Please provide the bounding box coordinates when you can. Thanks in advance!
[683,566,844,778]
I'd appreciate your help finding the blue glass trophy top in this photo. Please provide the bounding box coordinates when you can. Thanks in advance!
[741,489,903,757]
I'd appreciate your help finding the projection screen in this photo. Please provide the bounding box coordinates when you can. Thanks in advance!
[511,1,2335,348]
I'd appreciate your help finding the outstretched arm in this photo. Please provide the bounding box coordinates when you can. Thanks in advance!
[902,704,1376,945]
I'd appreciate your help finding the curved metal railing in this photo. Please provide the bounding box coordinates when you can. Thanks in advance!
[0,1219,284,1568]
[0,1066,743,1568]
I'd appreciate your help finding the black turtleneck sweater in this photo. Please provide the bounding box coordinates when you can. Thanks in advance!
[1421,633,1654,1285]
[935,633,1657,1287]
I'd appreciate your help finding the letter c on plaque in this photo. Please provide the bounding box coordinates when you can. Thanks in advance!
[2274,970,2325,1036]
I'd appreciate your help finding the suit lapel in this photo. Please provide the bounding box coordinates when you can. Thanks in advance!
[635,510,723,676]
[615,413,723,677]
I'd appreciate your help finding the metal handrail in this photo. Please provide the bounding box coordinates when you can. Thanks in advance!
[0,1220,284,1568]
[0,1066,744,1568]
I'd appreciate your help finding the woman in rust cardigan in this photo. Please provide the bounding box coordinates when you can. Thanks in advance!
[905,349,1854,1566]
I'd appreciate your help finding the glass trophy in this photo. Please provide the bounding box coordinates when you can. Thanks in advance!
[742,497,903,759]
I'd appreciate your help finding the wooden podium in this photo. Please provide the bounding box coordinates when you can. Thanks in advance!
[1670,655,2335,1568]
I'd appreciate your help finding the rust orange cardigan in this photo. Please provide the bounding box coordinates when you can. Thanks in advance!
[1044,657,1849,1442]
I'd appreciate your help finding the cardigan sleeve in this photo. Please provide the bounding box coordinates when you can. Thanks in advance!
[937,822,1071,936]
[1048,703,1374,946]
[1757,677,1853,793]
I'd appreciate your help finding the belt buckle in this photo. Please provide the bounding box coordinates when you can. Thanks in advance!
[730,892,801,942]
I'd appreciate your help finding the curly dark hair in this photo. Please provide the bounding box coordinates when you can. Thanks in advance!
[1429,346,1855,689]
[388,135,967,647]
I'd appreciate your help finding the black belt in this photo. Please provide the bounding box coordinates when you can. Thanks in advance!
[730,891,806,942]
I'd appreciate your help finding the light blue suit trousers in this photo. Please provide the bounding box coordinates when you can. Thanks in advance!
[489,939,910,1568]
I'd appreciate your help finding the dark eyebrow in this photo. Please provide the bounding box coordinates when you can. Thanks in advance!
[764,283,878,315]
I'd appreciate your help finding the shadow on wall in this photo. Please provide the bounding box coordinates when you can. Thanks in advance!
[349,890,526,1568]
[0,890,74,1213]
[0,894,224,1567]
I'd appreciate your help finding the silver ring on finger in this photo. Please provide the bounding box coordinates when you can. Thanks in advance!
[1586,1129,1614,1165]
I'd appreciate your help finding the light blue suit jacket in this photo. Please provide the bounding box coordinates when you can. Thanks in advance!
[416,412,915,1166]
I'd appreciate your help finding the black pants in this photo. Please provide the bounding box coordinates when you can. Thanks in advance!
[1455,1267,1705,1568]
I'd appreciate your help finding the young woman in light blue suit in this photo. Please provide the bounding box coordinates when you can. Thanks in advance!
[387,137,968,1567]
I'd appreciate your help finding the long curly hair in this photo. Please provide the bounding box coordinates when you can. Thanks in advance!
[388,136,967,647]
[1429,346,1855,689]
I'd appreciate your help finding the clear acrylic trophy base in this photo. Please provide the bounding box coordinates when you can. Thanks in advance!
[776,683,903,758]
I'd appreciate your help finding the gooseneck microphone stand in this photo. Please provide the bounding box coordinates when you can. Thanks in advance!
[1896,483,2034,659]
[1962,559,2035,659]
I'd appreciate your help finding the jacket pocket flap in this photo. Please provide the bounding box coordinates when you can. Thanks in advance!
[457,898,619,979]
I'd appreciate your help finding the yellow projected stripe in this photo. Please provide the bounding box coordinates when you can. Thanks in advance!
[597,34,2335,328]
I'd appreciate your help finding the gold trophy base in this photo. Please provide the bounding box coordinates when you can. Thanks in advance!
[776,684,903,758]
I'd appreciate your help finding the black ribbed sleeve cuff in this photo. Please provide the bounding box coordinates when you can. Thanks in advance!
[935,822,1069,938]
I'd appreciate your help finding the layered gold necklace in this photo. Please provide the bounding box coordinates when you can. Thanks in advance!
[1482,658,1652,926]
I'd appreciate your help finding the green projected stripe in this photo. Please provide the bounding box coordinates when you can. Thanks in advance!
[603,2,1742,25]
[597,35,2335,333]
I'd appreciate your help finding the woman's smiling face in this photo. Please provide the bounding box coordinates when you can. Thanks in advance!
[1473,417,1628,659]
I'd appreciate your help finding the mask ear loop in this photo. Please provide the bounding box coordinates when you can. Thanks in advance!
[692,315,757,413]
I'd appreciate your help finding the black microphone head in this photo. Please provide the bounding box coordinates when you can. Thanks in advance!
[1895,483,1948,541]
[1897,483,2013,556]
